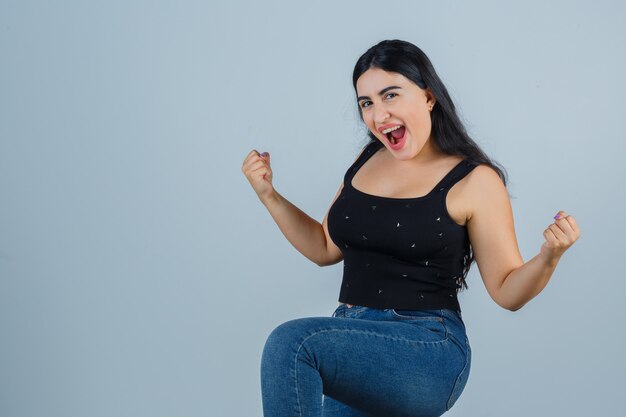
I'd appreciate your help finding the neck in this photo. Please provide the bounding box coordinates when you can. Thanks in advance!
[383,137,446,167]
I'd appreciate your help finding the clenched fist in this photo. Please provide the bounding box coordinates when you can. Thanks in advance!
[242,149,275,203]
[540,210,581,263]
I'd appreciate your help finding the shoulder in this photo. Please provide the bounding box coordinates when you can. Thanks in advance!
[466,163,504,187]
[464,163,509,217]
[444,158,499,192]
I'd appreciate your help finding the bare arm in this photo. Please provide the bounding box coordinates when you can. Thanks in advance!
[466,166,581,311]
[261,186,344,267]
[495,252,559,311]
[245,147,366,267]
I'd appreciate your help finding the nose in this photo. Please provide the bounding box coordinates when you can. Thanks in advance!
[373,105,390,125]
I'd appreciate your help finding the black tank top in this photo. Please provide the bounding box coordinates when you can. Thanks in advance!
[327,140,478,311]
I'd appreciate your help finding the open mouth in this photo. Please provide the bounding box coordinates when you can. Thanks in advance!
[384,126,406,145]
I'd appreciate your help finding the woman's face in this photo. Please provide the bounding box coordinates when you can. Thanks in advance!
[355,67,436,161]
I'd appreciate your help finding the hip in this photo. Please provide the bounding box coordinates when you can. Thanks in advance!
[331,302,469,354]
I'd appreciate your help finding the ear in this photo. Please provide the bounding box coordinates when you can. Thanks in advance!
[424,88,436,106]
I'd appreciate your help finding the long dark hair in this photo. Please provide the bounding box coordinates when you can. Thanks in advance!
[352,39,509,291]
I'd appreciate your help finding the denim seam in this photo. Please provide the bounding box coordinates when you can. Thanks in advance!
[440,309,449,340]
[445,337,470,411]
[390,309,445,321]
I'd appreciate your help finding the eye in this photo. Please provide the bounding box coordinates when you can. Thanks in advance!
[359,100,372,109]
[385,92,398,99]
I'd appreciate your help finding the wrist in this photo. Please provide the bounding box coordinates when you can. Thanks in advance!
[260,190,280,207]
[538,251,561,268]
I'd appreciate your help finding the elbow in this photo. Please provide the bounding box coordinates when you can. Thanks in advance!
[495,301,519,312]
[316,258,342,267]
[493,294,524,312]
[316,251,344,267]
[492,278,525,312]
[315,254,330,267]
[315,257,334,267]
[501,300,525,312]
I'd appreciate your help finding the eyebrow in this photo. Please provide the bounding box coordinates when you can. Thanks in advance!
[357,86,401,102]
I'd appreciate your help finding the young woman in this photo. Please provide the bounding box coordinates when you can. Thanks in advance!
[241,39,580,417]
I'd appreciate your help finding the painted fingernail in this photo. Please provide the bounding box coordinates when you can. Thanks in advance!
[554,214,561,219]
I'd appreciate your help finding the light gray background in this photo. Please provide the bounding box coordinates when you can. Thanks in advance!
[1,1,624,416]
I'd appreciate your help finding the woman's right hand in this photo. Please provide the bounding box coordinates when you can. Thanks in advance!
[242,149,275,203]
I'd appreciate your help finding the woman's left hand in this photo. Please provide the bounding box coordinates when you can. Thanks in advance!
[540,210,581,264]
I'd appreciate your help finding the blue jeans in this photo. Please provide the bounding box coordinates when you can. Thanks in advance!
[260,303,471,417]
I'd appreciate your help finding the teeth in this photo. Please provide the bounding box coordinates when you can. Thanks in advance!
[382,125,403,134]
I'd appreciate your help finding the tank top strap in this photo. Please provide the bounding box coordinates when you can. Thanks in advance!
[344,140,382,184]
[435,158,479,192]
[344,142,478,193]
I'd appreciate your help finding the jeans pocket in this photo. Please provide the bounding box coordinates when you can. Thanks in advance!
[390,309,444,322]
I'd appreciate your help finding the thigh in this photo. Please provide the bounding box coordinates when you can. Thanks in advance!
[265,308,467,417]
[322,394,372,417]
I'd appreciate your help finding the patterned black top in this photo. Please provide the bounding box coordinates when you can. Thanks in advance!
[327,140,479,310]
